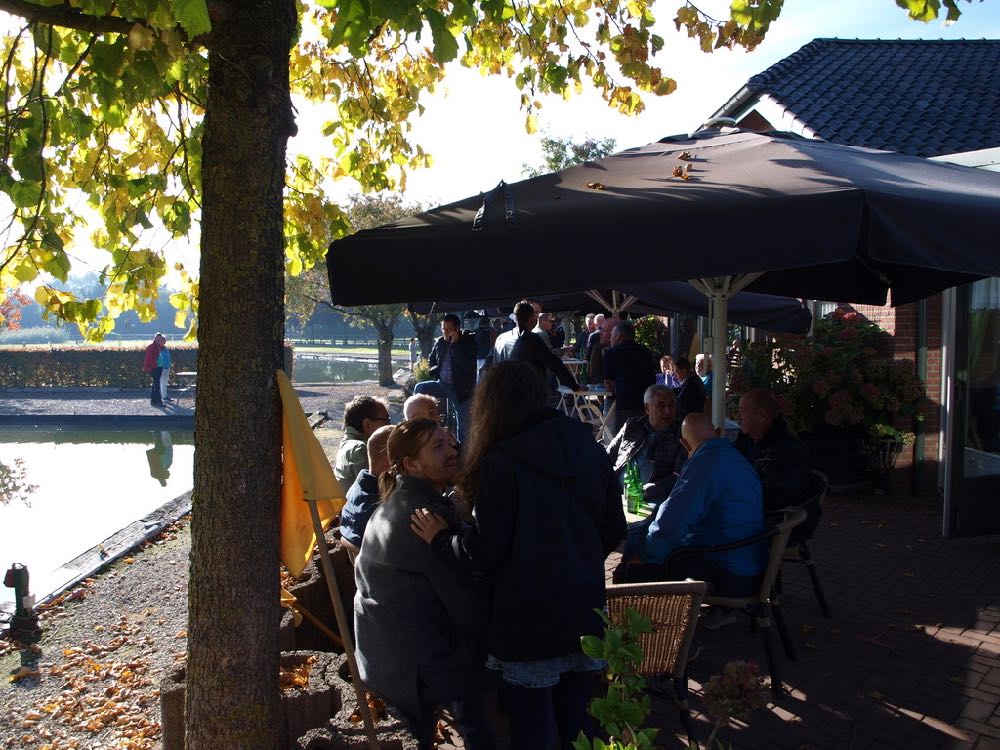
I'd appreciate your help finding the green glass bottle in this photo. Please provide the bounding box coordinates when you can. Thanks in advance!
[625,460,644,514]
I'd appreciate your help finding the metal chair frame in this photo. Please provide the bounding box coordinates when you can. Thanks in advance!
[665,506,807,699]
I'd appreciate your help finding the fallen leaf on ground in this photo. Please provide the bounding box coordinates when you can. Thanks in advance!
[10,666,40,682]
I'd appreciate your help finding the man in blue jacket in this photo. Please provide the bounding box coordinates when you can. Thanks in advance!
[621,412,766,596]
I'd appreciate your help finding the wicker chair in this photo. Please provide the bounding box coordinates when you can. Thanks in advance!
[605,579,707,745]
[665,506,806,699]
[777,469,832,617]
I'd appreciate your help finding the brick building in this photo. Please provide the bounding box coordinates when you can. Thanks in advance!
[708,39,1000,535]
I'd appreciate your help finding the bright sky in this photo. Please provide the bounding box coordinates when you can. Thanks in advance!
[292,0,1000,209]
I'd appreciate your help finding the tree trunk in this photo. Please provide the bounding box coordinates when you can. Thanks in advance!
[408,312,439,359]
[377,325,395,387]
[186,3,295,748]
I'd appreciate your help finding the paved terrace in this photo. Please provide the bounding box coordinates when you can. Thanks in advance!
[630,495,1000,750]
[3,388,999,748]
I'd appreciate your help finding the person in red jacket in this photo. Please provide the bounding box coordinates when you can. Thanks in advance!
[142,333,165,406]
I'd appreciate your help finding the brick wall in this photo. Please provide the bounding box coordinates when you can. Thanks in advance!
[846,293,943,495]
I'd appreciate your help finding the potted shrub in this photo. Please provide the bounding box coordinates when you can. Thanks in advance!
[729,309,926,490]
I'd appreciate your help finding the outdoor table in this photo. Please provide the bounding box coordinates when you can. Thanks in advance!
[561,357,585,374]
[557,385,616,445]
[623,492,656,524]
[175,371,197,401]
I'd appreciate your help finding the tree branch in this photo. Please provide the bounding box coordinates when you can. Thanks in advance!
[0,0,139,35]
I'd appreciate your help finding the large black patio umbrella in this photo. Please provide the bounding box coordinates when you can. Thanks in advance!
[328,128,1000,426]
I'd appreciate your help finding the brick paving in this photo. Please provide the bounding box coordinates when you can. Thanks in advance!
[636,494,1000,749]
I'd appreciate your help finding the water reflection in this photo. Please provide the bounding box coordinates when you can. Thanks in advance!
[292,356,380,383]
[0,428,194,607]
[146,431,174,486]
[0,458,36,508]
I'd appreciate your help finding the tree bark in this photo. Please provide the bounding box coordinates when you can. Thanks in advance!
[376,326,394,387]
[186,2,295,747]
[408,311,439,359]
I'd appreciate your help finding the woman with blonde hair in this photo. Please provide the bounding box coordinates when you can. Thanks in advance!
[353,418,494,750]
[412,360,625,749]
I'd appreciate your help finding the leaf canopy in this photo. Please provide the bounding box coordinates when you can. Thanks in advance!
[0,0,975,337]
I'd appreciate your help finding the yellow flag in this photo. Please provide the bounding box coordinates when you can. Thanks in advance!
[277,370,345,578]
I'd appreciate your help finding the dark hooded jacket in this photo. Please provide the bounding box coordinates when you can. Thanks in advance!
[434,408,625,661]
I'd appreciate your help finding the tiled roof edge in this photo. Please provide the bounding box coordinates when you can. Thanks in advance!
[747,37,1000,89]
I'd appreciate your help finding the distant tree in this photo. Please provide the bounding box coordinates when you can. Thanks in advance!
[0,290,30,330]
[287,193,423,385]
[408,310,440,359]
[522,135,618,177]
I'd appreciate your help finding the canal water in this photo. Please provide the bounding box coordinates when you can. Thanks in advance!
[0,428,194,611]
[0,354,402,614]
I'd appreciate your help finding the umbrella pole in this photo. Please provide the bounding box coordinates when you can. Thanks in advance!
[711,291,728,431]
[307,499,380,749]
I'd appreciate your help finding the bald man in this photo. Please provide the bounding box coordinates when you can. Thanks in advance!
[619,413,766,596]
[339,424,394,560]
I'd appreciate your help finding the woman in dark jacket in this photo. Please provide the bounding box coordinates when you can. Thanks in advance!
[412,361,626,750]
[354,419,494,750]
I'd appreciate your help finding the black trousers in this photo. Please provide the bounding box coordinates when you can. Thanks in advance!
[150,367,163,405]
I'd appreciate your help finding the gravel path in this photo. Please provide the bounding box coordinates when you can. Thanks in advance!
[1,517,191,750]
[0,381,407,749]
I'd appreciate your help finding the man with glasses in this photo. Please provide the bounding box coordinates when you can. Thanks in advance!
[335,395,392,494]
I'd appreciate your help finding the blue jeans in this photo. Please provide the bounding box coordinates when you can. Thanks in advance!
[413,380,471,444]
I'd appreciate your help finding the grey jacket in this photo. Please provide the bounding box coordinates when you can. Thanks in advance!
[353,475,486,719]
[334,425,367,494]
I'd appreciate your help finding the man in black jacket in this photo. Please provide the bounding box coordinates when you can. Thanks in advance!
[673,356,706,422]
[603,321,657,433]
[736,388,814,517]
[414,313,478,443]
[509,300,581,393]
[607,384,687,503]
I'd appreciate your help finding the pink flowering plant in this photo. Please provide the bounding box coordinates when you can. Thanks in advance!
[730,309,925,443]
[700,660,770,749]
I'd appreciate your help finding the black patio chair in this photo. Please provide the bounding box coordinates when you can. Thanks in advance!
[775,469,832,618]
[665,506,806,699]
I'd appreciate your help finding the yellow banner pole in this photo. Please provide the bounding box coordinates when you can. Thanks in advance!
[307,499,380,749]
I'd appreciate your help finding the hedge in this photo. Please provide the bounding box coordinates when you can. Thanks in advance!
[0,344,294,388]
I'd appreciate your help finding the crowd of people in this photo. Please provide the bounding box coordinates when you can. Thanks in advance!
[328,301,817,748]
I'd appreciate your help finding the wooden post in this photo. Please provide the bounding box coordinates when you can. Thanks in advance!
[307,500,380,749]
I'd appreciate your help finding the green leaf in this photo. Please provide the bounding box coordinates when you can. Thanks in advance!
[895,0,941,22]
[580,635,604,659]
[424,9,459,63]
[171,0,212,37]
[10,179,42,208]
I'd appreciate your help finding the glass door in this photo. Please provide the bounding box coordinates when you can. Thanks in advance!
[947,278,1000,536]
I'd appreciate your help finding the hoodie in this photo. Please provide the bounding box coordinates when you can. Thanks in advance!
[436,408,625,661]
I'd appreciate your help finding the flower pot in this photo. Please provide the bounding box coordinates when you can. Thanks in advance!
[798,423,873,492]
[858,433,905,494]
